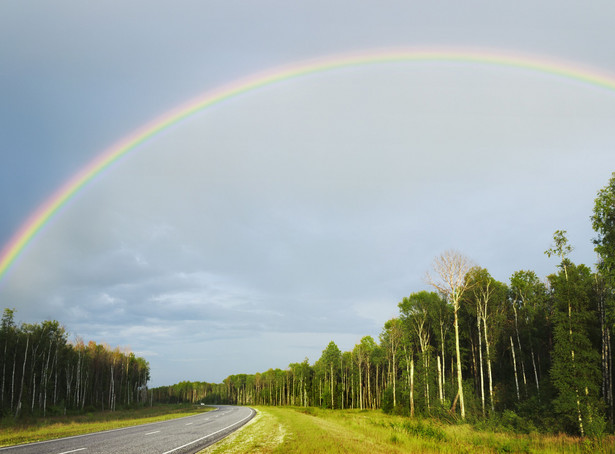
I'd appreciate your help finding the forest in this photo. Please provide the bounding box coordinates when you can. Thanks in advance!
[152,171,615,436]
[0,311,150,418]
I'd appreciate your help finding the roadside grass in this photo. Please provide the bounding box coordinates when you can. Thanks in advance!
[0,404,213,447]
[202,406,615,453]
[200,407,286,453]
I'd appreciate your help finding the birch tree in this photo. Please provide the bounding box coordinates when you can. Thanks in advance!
[399,292,437,412]
[509,270,547,399]
[380,318,402,409]
[427,251,474,420]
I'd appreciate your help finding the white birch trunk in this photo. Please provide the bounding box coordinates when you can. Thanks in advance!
[454,305,465,419]
[15,335,29,418]
[483,311,495,412]
[410,355,415,417]
[440,324,446,400]
[510,336,520,401]
[437,355,443,402]
[477,316,485,416]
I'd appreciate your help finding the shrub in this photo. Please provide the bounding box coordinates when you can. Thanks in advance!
[500,409,537,434]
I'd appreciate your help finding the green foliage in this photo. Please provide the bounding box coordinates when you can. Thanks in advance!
[500,410,537,434]
[592,172,615,281]
[548,262,603,435]
[381,386,394,414]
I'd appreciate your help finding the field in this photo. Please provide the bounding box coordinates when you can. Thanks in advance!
[201,406,615,454]
[0,404,212,447]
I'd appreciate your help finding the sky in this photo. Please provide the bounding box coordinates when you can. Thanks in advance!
[1,1,615,386]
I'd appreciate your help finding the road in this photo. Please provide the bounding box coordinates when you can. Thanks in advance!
[0,405,255,454]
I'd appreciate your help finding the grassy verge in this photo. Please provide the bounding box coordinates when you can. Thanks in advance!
[200,407,286,453]
[201,406,615,453]
[0,404,213,447]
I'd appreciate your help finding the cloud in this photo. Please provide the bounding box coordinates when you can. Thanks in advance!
[3,42,615,385]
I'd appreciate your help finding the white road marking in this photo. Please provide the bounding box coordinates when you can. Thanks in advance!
[185,423,193,426]
[0,410,217,451]
[145,430,161,435]
[58,449,87,454]
[162,408,255,454]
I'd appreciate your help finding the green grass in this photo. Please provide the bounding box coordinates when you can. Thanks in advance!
[0,404,213,447]
[201,406,615,453]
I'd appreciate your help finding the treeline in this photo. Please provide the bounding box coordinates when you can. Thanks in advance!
[155,172,615,436]
[0,310,150,418]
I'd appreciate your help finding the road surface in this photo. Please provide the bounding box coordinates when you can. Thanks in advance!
[0,405,255,454]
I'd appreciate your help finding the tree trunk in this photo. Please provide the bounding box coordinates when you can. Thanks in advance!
[11,350,16,412]
[330,363,334,409]
[510,336,520,401]
[440,324,446,400]
[531,345,540,400]
[392,349,397,408]
[477,316,485,417]
[437,355,443,402]
[15,335,29,418]
[31,372,36,413]
[410,356,415,417]
[483,315,494,412]
[513,306,528,397]
[454,305,465,419]
[568,302,585,436]
[358,364,363,410]
[424,351,430,411]
[1,337,6,406]
[608,327,614,430]
[367,362,372,409]
[43,342,52,416]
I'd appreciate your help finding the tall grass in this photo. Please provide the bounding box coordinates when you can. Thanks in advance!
[201,407,615,453]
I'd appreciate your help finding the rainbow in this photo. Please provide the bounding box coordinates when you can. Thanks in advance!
[2,47,615,283]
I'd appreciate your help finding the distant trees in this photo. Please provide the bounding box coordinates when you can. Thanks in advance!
[0,310,150,418]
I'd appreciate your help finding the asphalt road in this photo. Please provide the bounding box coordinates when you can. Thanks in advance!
[0,405,255,454]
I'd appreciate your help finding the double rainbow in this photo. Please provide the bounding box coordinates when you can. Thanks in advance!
[2,48,615,283]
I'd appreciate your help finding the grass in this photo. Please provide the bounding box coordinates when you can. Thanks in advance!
[200,407,287,453]
[201,406,615,453]
[0,404,213,447]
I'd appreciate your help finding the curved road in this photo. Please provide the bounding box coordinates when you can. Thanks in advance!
[0,405,255,454]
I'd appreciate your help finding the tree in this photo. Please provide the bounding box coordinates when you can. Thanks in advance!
[380,318,403,409]
[465,268,504,415]
[426,293,451,404]
[509,270,548,400]
[592,171,615,285]
[319,341,341,409]
[548,262,603,435]
[399,292,439,413]
[353,336,376,410]
[546,231,603,435]
[427,250,474,420]
[1,309,16,410]
[591,171,615,426]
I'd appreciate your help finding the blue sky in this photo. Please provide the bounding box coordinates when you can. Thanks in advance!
[1,1,615,386]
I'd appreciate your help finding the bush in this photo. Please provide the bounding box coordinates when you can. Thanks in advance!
[400,419,447,441]
[500,410,537,434]
[381,386,394,414]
